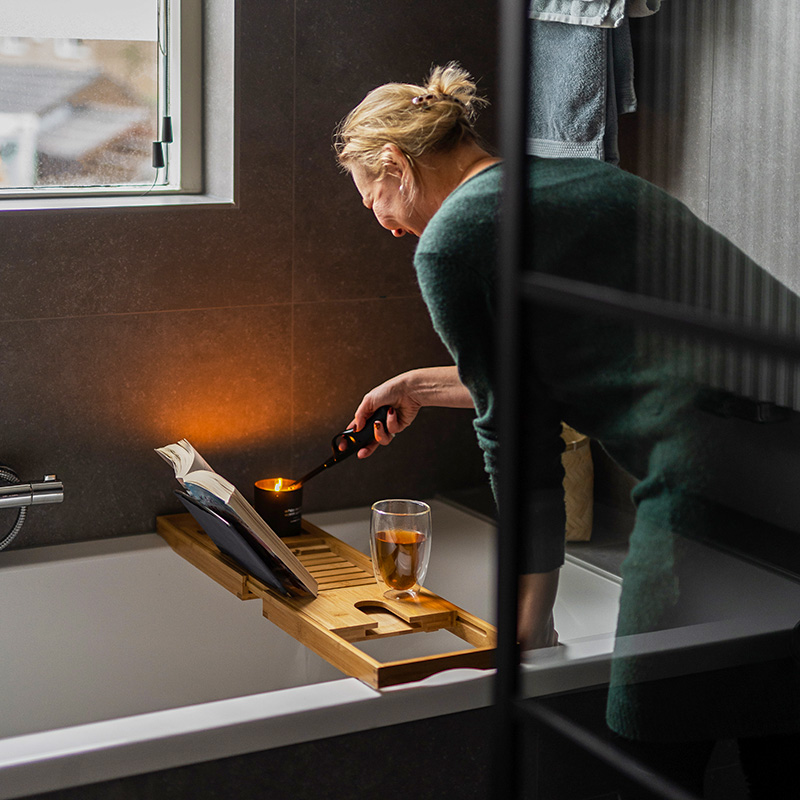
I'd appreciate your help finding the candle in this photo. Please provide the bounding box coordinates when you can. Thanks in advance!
[254,477,303,537]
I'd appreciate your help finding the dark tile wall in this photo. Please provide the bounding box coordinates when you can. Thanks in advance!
[0,0,497,549]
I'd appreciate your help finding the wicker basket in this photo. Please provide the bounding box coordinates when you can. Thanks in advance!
[561,424,593,541]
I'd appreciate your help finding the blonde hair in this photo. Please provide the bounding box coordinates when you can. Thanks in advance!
[334,63,488,179]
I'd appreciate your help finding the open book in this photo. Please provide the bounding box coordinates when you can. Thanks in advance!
[156,440,317,597]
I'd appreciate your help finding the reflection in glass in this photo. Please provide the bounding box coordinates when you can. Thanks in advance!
[509,5,800,795]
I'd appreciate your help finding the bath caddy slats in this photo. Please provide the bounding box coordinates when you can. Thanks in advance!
[156,513,496,688]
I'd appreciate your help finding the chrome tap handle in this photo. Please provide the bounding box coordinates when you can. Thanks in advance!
[0,475,64,509]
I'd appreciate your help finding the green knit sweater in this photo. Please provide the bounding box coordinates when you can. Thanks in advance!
[414,156,800,741]
[414,156,694,573]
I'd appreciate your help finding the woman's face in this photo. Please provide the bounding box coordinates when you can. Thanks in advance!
[351,164,426,238]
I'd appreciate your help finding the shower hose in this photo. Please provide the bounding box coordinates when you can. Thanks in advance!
[0,466,26,551]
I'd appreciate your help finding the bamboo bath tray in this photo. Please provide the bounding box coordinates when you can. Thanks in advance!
[156,513,496,688]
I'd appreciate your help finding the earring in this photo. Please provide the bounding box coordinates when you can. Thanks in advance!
[399,183,405,193]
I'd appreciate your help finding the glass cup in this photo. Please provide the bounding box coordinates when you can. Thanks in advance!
[370,499,431,601]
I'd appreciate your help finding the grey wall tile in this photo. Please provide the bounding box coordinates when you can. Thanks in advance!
[0,210,293,321]
[707,0,800,294]
[627,1,800,409]
[293,0,498,303]
[291,297,486,513]
[0,306,293,547]
[630,1,715,220]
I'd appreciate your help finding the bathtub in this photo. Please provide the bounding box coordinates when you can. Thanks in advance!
[0,500,621,799]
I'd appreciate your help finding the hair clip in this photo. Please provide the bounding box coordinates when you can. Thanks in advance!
[411,93,437,106]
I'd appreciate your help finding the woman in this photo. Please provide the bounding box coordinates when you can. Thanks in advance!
[336,64,800,795]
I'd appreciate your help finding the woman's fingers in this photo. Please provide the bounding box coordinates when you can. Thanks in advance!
[353,411,397,459]
[357,442,380,459]
[374,418,395,445]
[384,406,400,435]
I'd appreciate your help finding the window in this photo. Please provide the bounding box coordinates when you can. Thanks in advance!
[0,0,203,199]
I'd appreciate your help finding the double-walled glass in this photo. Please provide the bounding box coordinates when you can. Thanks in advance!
[369,499,431,600]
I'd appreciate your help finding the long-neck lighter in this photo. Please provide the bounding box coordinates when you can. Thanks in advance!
[292,405,391,487]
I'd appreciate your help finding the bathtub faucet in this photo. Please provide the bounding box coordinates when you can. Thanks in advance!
[0,475,64,509]
[0,471,64,550]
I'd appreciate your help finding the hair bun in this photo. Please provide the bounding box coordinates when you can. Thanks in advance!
[423,62,486,121]
[335,62,489,177]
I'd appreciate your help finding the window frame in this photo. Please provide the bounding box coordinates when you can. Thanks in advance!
[0,0,235,212]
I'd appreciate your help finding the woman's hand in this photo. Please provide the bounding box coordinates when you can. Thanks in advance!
[517,570,560,651]
[349,366,474,458]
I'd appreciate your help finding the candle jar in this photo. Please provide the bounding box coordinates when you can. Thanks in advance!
[253,478,303,537]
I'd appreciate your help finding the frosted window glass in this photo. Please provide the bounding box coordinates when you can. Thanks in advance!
[0,37,160,189]
[0,0,157,42]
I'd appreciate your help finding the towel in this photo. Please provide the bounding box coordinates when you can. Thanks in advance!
[527,16,636,164]
[529,0,662,27]
[529,0,627,28]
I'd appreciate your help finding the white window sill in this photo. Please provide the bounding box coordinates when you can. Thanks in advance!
[0,193,236,213]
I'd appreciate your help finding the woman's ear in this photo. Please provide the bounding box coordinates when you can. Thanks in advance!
[380,143,410,182]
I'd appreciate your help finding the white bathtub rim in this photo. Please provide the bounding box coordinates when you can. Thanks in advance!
[0,533,160,569]
[0,669,496,800]
[0,640,619,800]
[0,678,383,800]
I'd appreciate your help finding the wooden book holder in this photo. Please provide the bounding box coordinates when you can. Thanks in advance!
[157,513,496,688]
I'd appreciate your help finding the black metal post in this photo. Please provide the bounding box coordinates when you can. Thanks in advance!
[523,272,800,363]
[492,0,530,797]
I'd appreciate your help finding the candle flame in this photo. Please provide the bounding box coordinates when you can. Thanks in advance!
[254,477,300,493]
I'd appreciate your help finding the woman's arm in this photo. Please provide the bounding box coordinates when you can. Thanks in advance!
[355,369,560,648]
[517,569,560,650]
[350,366,474,457]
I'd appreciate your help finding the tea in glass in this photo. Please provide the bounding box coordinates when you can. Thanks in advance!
[370,499,431,600]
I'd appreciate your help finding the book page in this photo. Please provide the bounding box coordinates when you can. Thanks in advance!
[155,439,214,480]
[183,469,236,504]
